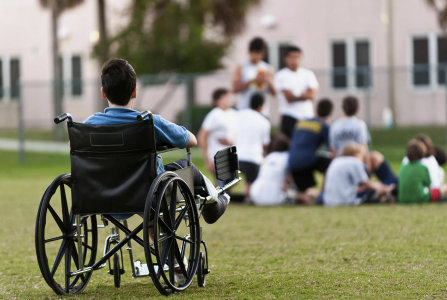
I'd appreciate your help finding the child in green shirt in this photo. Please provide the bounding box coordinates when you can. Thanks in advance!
[398,139,446,203]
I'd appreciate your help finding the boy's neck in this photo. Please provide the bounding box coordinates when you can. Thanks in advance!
[108,98,135,110]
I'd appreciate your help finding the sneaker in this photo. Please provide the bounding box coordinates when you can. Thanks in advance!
[218,192,230,205]
[174,256,188,285]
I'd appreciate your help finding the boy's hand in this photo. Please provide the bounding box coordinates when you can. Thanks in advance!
[217,138,233,146]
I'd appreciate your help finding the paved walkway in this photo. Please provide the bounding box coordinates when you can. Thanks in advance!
[0,138,69,153]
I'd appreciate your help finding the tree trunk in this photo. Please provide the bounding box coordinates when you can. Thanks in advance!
[97,0,109,111]
[52,4,65,141]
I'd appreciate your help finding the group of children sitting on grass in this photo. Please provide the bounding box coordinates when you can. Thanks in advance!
[199,88,447,206]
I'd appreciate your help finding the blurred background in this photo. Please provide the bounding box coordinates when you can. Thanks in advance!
[1,0,447,162]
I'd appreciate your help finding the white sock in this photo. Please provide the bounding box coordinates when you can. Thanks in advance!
[201,173,218,203]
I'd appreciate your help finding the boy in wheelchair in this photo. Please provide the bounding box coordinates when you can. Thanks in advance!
[83,58,230,225]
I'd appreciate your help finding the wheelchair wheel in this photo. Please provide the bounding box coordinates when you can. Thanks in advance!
[35,174,98,295]
[113,253,121,288]
[197,252,206,288]
[143,172,201,295]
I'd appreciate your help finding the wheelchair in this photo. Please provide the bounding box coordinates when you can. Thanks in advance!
[35,111,241,296]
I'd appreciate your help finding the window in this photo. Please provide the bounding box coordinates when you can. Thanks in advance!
[438,36,447,85]
[278,44,291,70]
[412,37,430,86]
[10,58,20,98]
[332,42,347,88]
[355,41,371,88]
[71,55,82,96]
[0,59,3,99]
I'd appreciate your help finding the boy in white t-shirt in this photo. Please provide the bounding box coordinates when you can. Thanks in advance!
[232,37,275,112]
[198,88,236,175]
[274,45,319,138]
[250,134,290,206]
[235,93,271,198]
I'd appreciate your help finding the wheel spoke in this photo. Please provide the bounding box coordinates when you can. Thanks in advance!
[174,204,190,231]
[168,238,175,284]
[169,182,178,228]
[45,235,66,243]
[175,235,194,244]
[173,240,187,278]
[64,239,72,293]
[71,243,86,284]
[51,239,69,277]
[48,204,68,234]
[156,238,173,280]
[157,233,172,244]
[60,184,70,230]
[161,195,173,230]
[151,207,171,233]
[82,242,93,251]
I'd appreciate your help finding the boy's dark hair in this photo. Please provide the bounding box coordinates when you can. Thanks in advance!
[250,93,264,110]
[342,96,359,116]
[434,146,447,166]
[285,45,302,57]
[101,58,136,106]
[414,134,435,157]
[317,98,333,118]
[212,88,229,104]
[249,37,267,52]
[407,139,426,162]
[267,133,290,154]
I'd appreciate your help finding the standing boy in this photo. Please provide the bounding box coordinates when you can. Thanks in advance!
[288,99,333,203]
[232,37,275,112]
[274,46,319,138]
[198,88,236,174]
[235,93,271,198]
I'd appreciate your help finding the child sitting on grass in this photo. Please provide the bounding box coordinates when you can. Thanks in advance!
[320,142,394,206]
[398,139,447,203]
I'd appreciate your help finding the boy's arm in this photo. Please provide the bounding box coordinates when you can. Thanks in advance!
[232,65,252,93]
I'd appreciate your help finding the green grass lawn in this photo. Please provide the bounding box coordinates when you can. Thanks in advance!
[2,149,447,299]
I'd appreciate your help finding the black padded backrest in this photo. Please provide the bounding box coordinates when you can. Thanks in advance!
[214,146,239,182]
[68,119,157,214]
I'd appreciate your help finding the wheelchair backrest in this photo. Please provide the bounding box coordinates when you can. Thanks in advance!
[68,117,158,215]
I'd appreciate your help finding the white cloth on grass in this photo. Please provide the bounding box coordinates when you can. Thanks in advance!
[274,67,319,120]
[329,116,370,156]
[402,155,444,188]
[323,156,369,206]
[250,151,289,206]
[201,107,236,162]
[234,109,271,165]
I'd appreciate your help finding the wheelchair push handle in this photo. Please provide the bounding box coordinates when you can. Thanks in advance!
[136,110,152,121]
[54,113,73,124]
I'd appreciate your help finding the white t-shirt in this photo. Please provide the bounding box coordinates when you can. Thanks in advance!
[402,155,444,188]
[237,60,273,114]
[235,109,271,165]
[250,151,289,206]
[201,107,236,162]
[274,67,319,120]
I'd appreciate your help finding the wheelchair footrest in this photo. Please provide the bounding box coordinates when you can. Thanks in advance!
[134,260,171,277]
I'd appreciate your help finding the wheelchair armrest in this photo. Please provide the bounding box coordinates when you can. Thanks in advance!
[156,143,178,153]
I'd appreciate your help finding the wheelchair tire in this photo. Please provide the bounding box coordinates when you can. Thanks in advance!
[35,174,98,295]
[143,171,201,295]
[113,253,121,288]
[197,252,206,288]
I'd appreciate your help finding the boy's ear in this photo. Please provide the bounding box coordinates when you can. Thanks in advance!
[132,87,137,99]
[101,87,107,99]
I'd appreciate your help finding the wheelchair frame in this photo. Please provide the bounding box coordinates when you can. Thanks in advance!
[35,112,241,296]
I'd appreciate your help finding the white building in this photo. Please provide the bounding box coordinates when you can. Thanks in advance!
[0,0,446,128]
